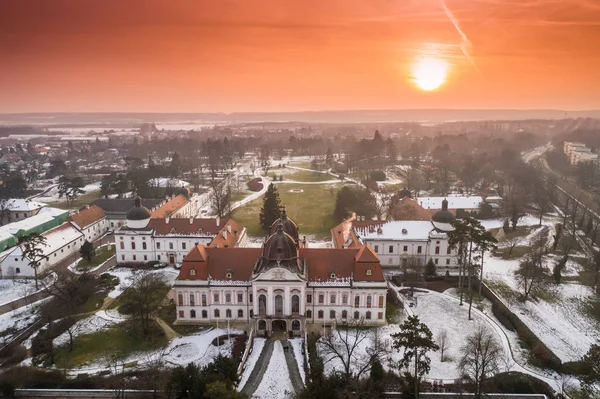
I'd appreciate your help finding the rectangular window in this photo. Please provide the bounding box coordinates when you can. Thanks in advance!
[330,294,336,304]
[214,309,220,318]
[318,310,324,319]
[132,255,136,261]
[366,312,372,320]
[225,293,231,303]
[388,245,393,253]
[367,296,372,308]
[190,310,196,318]
[238,309,244,318]
[249,294,253,303]
[182,242,187,250]
[354,296,360,308]
[374,245,379,253]
[190,294,195,306]
[342,294,348,305]
[121,255,125,261]
[330,310,336,319]
[142,242,147,250]
[237,293,243,303]
[447,246,452,255]
[143,255,147,261]
[446,259,450,265]
[157,242,160,249]
[178,294,183,306]
[214,293,220,303]
[307,294,312,303]
[131,242,136,250]
[379,296,384,308]
[417,246,422,254]
[120,242,124,250]
[157,255,161,261]
[403,245,408,252]
[178,310,184,318]
[202,294,207,306]
[169,242,174,250]
[318,294,324,304]
[435,246,440,254]
[378,312,383,320]
[435,258,439,265]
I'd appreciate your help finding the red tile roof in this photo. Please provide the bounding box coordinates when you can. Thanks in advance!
[209,219,245,248]
[301,247,385,282]
[148,218,229,236]
[389,197,436,221]
[177,246,261,282]
[68,205,106,229]
[151,194,188,218]
[331,214,361,249]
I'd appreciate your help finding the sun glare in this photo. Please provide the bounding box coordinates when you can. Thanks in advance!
[412,57,448,91]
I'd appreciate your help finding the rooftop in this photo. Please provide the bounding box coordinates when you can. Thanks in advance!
[354,220,436,241]
[69,205,106,229]
[151,194,189,218]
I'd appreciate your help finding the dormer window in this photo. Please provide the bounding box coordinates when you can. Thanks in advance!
[225,269,232,279]
[366,269,372,276]
[330,272,336,279]
[190,269,196,276]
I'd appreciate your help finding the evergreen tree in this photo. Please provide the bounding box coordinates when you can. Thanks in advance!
[424,258,436,278]
[19,233,49,290]
[170,151,182,178]
[391,315,438,399]
[259,184,282,231]
[79,240,95,262]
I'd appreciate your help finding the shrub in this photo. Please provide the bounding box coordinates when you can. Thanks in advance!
[370,170,386,181]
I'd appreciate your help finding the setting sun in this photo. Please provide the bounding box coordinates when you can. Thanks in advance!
[412,57,448,91]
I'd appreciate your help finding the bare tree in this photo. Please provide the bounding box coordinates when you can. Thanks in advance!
[458,325,503,398]
[515,229,549,301]
[209,179,232,218]
[121,272,170,335]
[319,317,388,381]
[437,329,449,362]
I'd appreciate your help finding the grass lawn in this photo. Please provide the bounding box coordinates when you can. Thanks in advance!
[76,246,116,272]
[485,279,520,304]
[231,183,342,238]
[49,190,102,210]
[54,320,167,368]
[78,291,109,314]
[285,170,336,182]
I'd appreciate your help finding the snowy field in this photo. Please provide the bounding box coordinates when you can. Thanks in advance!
[35,182,101,203]
[252,341,294,399]
[482,213,600,362]
[238,337,266,391]
[289,338,306,383]
[0,298,49,337]
[0,274,55,306]
[106,267,179,298]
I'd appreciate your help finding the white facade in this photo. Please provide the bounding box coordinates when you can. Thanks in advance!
[174,267,387,335]
[0,199,46,225]
[0,224,84,278]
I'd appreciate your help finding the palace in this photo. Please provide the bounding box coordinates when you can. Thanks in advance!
[173,209,387,336]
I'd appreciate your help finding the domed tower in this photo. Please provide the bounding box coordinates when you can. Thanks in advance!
[254,223,303,275]
[398,187,412,199]
[431,198,455,232]
[269,207,299,243]
[126,196,152,229]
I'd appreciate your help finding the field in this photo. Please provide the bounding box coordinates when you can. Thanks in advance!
[284,170,336,182]
[231,183,342,238]
[76,245,116,272]
[49,190,102,210]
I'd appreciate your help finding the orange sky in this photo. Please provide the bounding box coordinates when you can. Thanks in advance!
[1,0,600,113]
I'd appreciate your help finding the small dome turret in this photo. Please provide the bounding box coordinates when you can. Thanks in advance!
[269,207,299,243]
[263,223,298,261]
[431,198,455,231]
[126,196,151,229]
[176,186,191,199]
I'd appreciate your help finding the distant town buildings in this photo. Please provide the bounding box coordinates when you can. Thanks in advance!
[564,141,599,165]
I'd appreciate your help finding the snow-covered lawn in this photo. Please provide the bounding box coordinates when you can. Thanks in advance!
[162,327,242,368]
[252,341,294,399]
[289,338,306,383]
[238,337,266,391]
[35,182,101,203]
[482,214,600,362]
[0,274,55,306]
[53,314,118,347]
[106,267,179,299]
[0,298,49,337]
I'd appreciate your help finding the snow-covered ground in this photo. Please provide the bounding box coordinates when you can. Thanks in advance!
[482,214,600,362]
[0,274,55,307]
[53,314,118,347]
[289,338,306,383]
[238,337,266,391]
[106,267,179,299]
[35,182,101,204]
[162,327,242,368]
[0,298,49,337]
[252,340,294,399]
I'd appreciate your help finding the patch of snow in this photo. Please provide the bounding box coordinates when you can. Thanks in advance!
[54,314,118,347]
[238,338,266,391]
[0,274,55,307]
[106,267,179,298]
[289,338,306,383]
[252,341,294,399]
[0,298,49,336]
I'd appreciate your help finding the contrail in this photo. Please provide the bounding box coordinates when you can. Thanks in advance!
[439,0,478,71]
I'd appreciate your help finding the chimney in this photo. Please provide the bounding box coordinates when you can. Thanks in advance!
[216,217,220,227]
[227,224,231,233]
[165,217,170,224]
[222,230,227,240]
[190,217,194,224]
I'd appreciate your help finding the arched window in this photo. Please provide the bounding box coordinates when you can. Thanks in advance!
[291,295,300,314]
[367,296,372,308]
[354,311,359,319]
[354,296,360,308]
[214,309,220,318]
[341,310,348,319]
[292,320,300,331]
[202,310,207,318]
[366,311,371,320]
[258,294,267,315]
[226,309,232,318]
[306,310,312,319]
[329,310,335,319]
[274,294,283,316]
[15,267,20,274]
[258,320,267,330]
[318,310,324,319]
[190,310,196,318]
